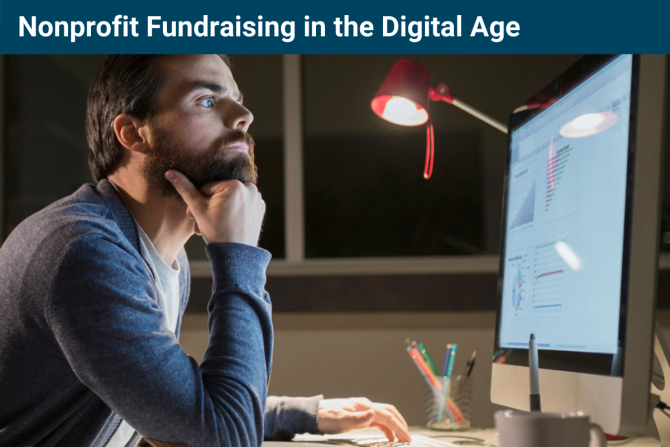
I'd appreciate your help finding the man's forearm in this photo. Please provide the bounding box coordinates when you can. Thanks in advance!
[49,238,273,446]
[264,395,323,440]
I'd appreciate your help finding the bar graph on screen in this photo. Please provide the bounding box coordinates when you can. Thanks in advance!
[532,240,565,317]
[546,144,572,212]
[509,180,536,229]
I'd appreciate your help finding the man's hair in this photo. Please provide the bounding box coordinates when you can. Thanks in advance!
[85,54,230,182]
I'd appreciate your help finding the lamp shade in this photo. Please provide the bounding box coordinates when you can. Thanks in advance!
[371,60,431,126]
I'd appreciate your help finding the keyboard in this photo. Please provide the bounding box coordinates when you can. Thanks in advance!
[347,434,477,447]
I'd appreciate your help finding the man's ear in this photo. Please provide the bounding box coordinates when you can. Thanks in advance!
[113,114,151,154]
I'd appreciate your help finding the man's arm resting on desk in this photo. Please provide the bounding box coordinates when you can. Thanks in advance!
[265,396,322,440]
[264,396,410,442]
[48,238,273,446]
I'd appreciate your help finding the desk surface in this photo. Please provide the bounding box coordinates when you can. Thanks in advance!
[264,427,662,447]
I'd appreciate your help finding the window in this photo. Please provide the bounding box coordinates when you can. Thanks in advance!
[301,55,583,258]
[4,55,102,235]
[3,55,670,313]
[1,55,286,258]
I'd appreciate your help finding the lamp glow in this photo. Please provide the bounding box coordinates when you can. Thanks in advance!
[572,113,604,129]
[381,96,429,126]
[555,241,582,272]
[560,112,617,138]
[371,59,507,178]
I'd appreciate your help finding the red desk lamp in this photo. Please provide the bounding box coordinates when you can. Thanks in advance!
[372,60,615,179]
[371,60,508,179]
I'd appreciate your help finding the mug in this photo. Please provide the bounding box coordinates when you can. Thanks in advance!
[495,410,608,447]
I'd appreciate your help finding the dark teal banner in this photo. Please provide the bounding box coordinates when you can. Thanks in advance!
[1,0,668,53]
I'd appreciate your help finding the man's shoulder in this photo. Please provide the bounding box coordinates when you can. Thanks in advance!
[0,183,149,316]
[1,183,135,266]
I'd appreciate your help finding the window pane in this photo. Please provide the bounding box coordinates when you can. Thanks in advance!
[302,55,581,257]
[5,55,102,235]
[3,55,285,258]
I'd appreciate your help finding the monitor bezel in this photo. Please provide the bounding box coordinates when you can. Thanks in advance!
[492,54,641,377]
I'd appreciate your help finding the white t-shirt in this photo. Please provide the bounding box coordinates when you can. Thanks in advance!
[105,222,181,447]
[136,223,181,334]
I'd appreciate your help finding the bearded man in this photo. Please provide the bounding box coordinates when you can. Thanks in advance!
[0,55,410,447]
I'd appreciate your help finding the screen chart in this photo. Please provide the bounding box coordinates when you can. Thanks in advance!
[498,55,633,355]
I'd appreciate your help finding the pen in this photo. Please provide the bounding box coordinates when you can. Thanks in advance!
[407,346,439,392]
[460,351,477,385]
[529,333,541,412]
[445,395,464,421]
[438,343,458,421]
[406,345,462,422]
[439,342,452,420]
[463,351,477,377]
[442,344,453,376]
[446,344,458,378]
[419,343,440,376]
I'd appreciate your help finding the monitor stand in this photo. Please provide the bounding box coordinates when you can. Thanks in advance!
[652,321,670,446]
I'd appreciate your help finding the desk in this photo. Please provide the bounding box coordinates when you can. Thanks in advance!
[263,427,663,447]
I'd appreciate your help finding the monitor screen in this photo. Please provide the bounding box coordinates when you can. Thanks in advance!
[497,55,634,357]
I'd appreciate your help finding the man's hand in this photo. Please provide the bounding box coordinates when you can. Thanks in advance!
[165,170,265,246]
[317,398,411,443]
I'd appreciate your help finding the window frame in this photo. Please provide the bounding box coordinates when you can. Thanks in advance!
[274,55,502,275]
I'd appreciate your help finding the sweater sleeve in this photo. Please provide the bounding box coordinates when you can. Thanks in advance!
[264,395,323,440]
[47,237,273,447]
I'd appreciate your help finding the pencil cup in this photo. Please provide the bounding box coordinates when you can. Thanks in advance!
[424,374,472,430]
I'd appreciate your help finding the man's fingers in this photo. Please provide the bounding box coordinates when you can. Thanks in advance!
[352,401,407,430]
[369,422,396,442]
[370,408,411,442]
[342,406,409,442]
[381,404,408,431]
[199,180,232,197]
[345,409,375,429]
[165,170,205,212]
[348,400,410,442]
[317,398,411,442]
[199,180,258,197]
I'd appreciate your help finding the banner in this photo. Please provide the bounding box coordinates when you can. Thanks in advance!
[1,0,669,54]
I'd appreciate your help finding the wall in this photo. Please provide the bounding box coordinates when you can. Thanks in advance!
[179,312,501,428]
[179,311,670,431]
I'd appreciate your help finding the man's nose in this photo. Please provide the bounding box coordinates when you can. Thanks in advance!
[225,102,254,132]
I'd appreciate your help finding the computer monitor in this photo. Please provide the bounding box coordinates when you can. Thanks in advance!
[491,55,667,436]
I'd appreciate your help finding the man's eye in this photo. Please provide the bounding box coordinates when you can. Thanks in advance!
[199,97,214,108]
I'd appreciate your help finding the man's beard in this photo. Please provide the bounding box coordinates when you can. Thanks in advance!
[141,124,257,203]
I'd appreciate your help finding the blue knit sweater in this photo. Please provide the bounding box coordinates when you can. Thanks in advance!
[0,180,320,446]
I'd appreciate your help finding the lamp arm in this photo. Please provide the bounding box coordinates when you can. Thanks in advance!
[450,99,508,134]
[430,83,508,134]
